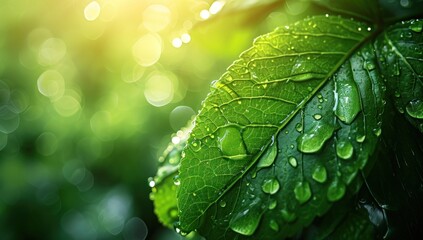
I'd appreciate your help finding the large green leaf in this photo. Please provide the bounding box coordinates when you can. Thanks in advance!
[375,19,423,133]
[177,15,384,237]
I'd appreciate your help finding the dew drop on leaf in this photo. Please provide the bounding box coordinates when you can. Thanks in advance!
[336,141,354,159]
[355,134,366,143]
[409,20,423,32]
[372,128,382,137]
[294,181,312,204]
[281,209,297,223]
[288,156,298,168]
[173,175,181,186]
[297,123,335,153]
[229,199,262,236]
[313,114,322,120]
[262,178,280,195]
[217,127,248,160]
[257,138,277,169]
[335,79,361,124]
[191,139,202,152]
[268,199,277,210]
[219,200,226,208]
[295,122,303,132]
[363,60,376,70]
[406,99,423,119]
[327,178,346,202]
[148,177,156,188]
[269,219,279,231]
[312,165,327,183]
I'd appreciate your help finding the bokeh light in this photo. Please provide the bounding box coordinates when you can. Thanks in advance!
[142,4,172,32]
[132,33,162,67]
[84,1,101,21]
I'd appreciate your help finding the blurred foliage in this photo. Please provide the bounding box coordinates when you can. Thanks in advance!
[0,0,327,239]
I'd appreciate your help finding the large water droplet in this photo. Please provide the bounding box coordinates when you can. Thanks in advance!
[269,219,279,231]
[288,156,297,168]
[262,178,280,195]
[327,178,346,202]
[406,99,423,119]
[281,209,297,222]
[295,122,303,132]
[217,127,248,160]
[335,80,361,124]
[336,141,354,159]
[409,20,422,32]
[268,199,277,210]
[219,200,226,208]
[257,137,277,169]
[313,114,322,120]
[312,165,327,183]
[294,181,312,204]
[297,123,335,153]
[356,134,366,143]
[229,199,262,236]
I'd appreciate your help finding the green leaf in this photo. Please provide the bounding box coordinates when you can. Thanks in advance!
[150,127,191,228]
[375,19,423,133]
[177,15,384,238]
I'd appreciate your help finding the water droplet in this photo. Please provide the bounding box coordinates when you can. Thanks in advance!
[409,20,422,32]
[217,127,248,160]
[229,199,262,236]
[393,63,400,76]
[313,114,322,120]
[148,177,156,188]
[312,165,327,183]
[363,60,376,70]
[269,219,279,231]
[257,138,277,169]
[191,139,201,152]
[335,80,361,124]
[394,91,401,98]
[281,209,297,222]
[356,134,366,143]
[373,128,382,137]
[262,178,280,195]
[406,99,423,119]
[336,141,354,159]
[219,200,226,208]
[327,178,346,202]
[294,181,312,204]
[173,175,181,186]
[295,123,303,132]
[268,199,277,210]
[288,156,297,168]
[297,123,335,153]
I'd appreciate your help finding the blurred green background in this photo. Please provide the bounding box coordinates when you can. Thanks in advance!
[0,0,312,239]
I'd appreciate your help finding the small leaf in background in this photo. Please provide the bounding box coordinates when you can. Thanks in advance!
[150,126,192,228]
[375,19,423,133]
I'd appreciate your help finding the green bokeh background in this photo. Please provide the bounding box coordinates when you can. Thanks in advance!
[0,0,311,239]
